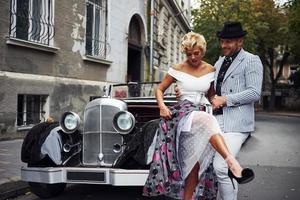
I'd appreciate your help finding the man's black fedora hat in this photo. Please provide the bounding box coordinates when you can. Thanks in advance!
[217,21,247,39]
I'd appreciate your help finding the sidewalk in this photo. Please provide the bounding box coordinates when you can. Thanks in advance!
[0,111,299,200]
[0,139,29,200]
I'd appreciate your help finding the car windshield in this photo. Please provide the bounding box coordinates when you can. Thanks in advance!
[111,82,176,99]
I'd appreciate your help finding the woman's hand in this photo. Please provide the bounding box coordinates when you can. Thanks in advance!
[211,95,227,109]
[159,105,172,119]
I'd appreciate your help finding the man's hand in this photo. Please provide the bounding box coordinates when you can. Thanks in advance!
[159,105,172,119]
[174,85,181,100]
[211,95,227,110]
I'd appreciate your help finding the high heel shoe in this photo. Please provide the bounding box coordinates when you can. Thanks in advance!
[228,168,255,189]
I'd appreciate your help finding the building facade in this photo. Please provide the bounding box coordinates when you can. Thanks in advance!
[0,0,191,138]
[150,0,191,81]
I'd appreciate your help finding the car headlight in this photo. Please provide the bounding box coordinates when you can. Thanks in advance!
[112,111,135,135]
[60,111,80,134]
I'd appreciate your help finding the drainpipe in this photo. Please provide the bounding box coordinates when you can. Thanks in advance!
[187,0,191,24]
[150,0,154,81]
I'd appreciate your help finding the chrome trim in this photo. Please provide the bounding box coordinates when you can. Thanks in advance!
[112,111,136,134]
[85,98,127,111]
[60,111,80,134]
[82,98,126,166]
[21,166,149,186]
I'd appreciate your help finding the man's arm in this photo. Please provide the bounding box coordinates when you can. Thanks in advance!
[225,55,263,107]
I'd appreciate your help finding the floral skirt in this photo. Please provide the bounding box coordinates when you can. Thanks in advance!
[143,100,219,199]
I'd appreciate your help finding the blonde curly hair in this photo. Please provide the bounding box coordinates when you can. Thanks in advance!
[181,31,206,55]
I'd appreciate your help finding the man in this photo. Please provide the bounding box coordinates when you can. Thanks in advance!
[211,21,263,200]
[175,21,263,199]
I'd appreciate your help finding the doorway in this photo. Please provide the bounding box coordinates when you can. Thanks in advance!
[127,45,141,82]
[127,15,143,82]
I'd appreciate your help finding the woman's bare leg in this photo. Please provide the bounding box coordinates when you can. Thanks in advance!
[209,134,230,158]
[184,162,199,200]
[209,134,242,177]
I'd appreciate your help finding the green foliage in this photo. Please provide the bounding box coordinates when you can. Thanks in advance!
[191,0,299,109]
[253,0,289,59]
[286,0,300,63]
[192,0,299,69]
[191,0,257,64]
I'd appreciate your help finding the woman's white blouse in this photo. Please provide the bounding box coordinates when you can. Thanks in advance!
[168,67,214,106]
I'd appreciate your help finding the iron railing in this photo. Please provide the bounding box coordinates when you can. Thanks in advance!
[9,0,55,46]
[85,36,111,59]
[85,0,110,58]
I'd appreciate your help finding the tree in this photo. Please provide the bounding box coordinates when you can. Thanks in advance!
[252,0,290,110]
[192,0,294,110]
[192,0,257,64]
[286,0,300,64]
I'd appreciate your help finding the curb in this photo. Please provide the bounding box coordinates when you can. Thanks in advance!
[0,181,29,200]
[257,111,300,118]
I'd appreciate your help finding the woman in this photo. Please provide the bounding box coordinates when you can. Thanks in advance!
[143,32,254,200]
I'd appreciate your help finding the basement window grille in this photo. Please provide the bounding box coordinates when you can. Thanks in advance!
[17,94,49,126]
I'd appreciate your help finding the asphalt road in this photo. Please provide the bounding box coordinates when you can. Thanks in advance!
[11,114,300,200]
[237,114,300,200]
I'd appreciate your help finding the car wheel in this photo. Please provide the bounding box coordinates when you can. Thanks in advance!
[27,156,66,198]
[28,182,66,199]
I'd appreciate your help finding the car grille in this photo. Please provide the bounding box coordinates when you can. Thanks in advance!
[82,98,126,166]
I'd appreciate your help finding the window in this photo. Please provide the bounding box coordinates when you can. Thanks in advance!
[17,94,49,126]
[85,0,108,59]
[9,0,55,46]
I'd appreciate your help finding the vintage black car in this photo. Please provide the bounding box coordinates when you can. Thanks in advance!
[20,82,176,198]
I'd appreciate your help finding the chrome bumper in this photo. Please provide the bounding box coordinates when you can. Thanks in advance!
[21,166,149,186]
